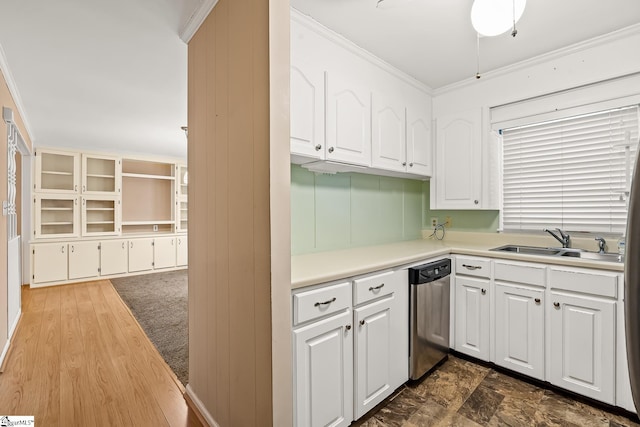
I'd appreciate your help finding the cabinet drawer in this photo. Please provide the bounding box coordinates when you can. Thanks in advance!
[293,281,352,325]
[494,261,545,287]
[549,267,617,298]
[455,256,490,278]
[354,270,396,306]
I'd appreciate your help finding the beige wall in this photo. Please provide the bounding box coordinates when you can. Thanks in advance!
[187,0,276,425]
[0,66,32,350]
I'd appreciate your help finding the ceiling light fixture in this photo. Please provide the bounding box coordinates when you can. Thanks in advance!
[471,0,526,37]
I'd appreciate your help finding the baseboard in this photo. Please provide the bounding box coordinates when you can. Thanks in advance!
[185,384,220,427]
[0,307,22,372]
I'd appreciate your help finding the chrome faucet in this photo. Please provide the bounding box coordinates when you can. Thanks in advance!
[595,236,607,253]
[544,228,571,248]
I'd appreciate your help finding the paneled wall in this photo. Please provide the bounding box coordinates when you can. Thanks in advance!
[291,165,423,254]
[187,0,273,425]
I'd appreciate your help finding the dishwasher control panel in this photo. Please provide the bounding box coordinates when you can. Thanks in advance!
[409,259,451,284]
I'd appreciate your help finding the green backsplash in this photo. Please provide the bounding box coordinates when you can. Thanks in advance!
[291,165,423,254]
[421,182,500,232]
[291,166,499,255]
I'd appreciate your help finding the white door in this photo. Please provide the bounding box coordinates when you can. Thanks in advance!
[128,238,154,273]
[294,309,353,427]
[495,283,545,379]
[32,243,68,284]
[434,109,482,209]
[176,235,188,267]
[154,236,176,269]
[371,91,406,172]
[326,72,371,167]
[406,94,432,176]
[454,276,490,361]
[290,63,325,161]
[354,295,394,419]
[68,241,100,280]
[549,292,616,404]
[100,239,128,276]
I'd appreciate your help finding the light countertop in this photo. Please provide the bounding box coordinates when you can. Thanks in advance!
[291,231,625,289]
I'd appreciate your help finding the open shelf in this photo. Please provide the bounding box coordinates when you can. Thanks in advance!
[121,172,175,180]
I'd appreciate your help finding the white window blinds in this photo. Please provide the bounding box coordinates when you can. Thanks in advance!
[501,105,639,234]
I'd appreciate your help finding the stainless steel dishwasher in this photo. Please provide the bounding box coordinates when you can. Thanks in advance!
[408,258,451,380]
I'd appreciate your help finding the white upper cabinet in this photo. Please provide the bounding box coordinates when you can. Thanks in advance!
[35,149,80,193]
[372,91,406,172]
[406,93,432,176]
[326,72,372,167]
[290,61,325,162]
[81,154,121,195]
[433,109,483,209]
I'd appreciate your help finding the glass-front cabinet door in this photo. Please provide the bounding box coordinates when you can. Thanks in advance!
[35,149,80,193]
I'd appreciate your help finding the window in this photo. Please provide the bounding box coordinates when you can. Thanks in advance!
[501,105,639,234]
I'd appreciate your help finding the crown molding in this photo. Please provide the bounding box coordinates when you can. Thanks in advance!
[0,43,35,144]
[179,0,219,43]
[291,8,433,96]
[434,22,640,97]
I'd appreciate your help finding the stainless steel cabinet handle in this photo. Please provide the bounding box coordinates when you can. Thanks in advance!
[481,289,486,295]
[75,185,78,192]
[315,144,322,151]
[328,147,334,153]
[535,298,541,304]
[122,242,125,249]
[314,297,336,307]
[359,320,366,326]
[71,245,74,253]
[130,242,133,248]
[61,246,65,253]
[345,324,352,331]
[553,302,560,308]
[82,185,86,192]
[369,284,385,292]
[463,264,482,270]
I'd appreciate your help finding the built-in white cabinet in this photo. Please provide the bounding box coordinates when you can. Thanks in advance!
[100,239,128,276]
[154,236,176,269]
[68,241,100,280]
[81,196,120,236]
[81,153,121,195]
[128,238,154,273]
[433,109,483,209]
[32,243,68,284]
[371,91,406,173]
[176,165,188,232]
[34,194,80,239]
[35,149,80,193]
[177,235,188,267]
[406,93,432,176]
[290,63,325,162]
[455,276,491,361]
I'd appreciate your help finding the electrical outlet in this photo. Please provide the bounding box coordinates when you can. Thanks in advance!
[445,216,452,228]
[430,217,438,227]
[153,224,158,232]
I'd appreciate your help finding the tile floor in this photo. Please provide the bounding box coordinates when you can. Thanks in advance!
[354,356,640,427]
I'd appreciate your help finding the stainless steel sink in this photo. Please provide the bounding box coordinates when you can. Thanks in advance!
[490,244,623,263]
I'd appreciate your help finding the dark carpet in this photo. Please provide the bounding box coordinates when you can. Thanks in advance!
[111,270,188,385]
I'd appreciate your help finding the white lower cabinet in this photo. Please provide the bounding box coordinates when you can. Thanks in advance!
[154,236,176,269]
[100,239,128,276]
[32,243,68,284]
[294,309,353,427]
[176,235,188,267]
[128,238,154,273]
[494,283,544,379]
[68,241,100,280]
[549,292,616,404]
[455,276,490,361]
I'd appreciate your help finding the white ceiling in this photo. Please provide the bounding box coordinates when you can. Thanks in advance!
[1,1,639,158]
[291,0,640,89]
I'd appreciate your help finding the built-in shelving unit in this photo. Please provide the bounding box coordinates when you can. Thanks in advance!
[177,165,188,232]
[82,154,121,194]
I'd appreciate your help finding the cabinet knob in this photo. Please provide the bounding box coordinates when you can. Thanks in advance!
[553,302,560,308]
[409,163,414,167]
[359,320,366,326]
[535,298,541,304]
[75,185,78,192]
[61,246,65,253]
[481,289,486,295]
[122,242,125,249]
[345,324,352,331]
[82,185,86,192]
[402,162,407,166]
[315,144,322,151]
[328,147,334,153]
[474,200,479,205]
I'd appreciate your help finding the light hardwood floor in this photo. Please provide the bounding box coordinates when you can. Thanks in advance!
[0,280,202,427]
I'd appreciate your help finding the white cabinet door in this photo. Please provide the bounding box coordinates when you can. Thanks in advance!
[32,243,68,284]
[354,295,394,419]
[176,235,188,267]
[433,109,482,209]
[154,236,176,269]
[406,93,432,177]
[455,276,490,361]
[81,196,120,236]
[34,195,80,239]
[495,284,545,380]
[371,91,406,172]
[68,241,100,280]
[100,239,128,276]
[290,63,325,161]
[128,238,154,273]
[81,153,121,195]
[326,72,371,167]
[35,149,80,193]
[549,292,615,404]
[294,309,353,427]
